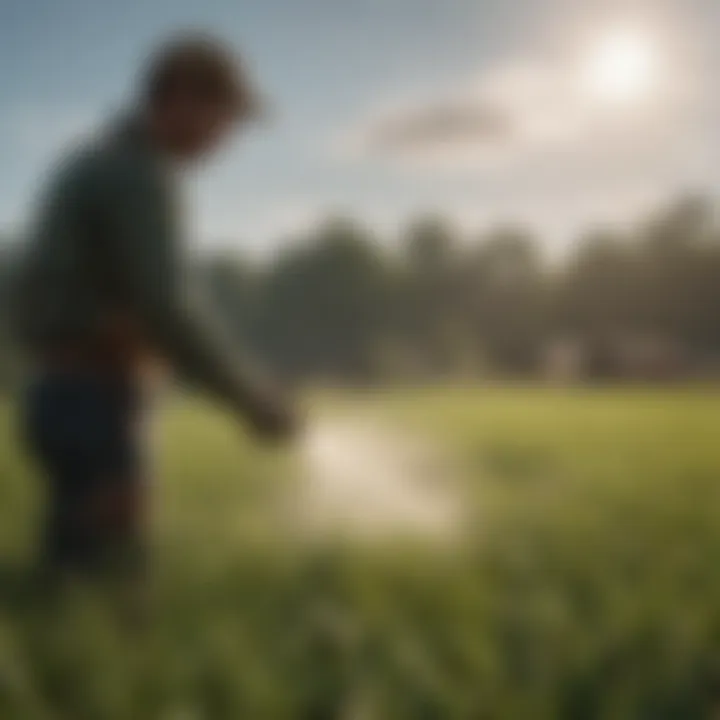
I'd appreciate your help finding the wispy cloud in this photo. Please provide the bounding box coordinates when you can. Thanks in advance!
[362,101,513,153]
[335,40,693,174]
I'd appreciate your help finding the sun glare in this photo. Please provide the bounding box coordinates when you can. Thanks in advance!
[583,29,658,106]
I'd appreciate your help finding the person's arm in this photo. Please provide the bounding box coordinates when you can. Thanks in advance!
[103,153,294,438]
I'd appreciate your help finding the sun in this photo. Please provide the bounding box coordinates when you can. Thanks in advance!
[582,29,658,106]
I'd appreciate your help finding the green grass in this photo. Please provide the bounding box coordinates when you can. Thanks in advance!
[0,387,719,719]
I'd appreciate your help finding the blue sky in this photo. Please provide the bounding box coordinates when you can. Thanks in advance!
[1,0,717,254]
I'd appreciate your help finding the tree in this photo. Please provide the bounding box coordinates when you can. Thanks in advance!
[199,251,259,343]
[465,227,546,373]
[254,217,391,381]
[398,216,470,376]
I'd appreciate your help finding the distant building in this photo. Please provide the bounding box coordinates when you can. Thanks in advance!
[543,335,692,383]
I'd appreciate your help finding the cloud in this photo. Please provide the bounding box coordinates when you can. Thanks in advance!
[336,43,693,174]
[334,59,571,170]
[364,102,514,152]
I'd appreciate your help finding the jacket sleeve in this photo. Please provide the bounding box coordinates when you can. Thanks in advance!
[103,153,271,417]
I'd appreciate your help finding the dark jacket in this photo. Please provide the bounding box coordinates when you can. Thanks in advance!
[12,116,265,413]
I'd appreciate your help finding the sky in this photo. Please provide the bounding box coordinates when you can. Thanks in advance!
[0,0,718,254]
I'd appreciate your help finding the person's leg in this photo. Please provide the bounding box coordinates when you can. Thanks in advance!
[22,370,149,581]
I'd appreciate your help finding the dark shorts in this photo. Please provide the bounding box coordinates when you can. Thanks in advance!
[22,370,149,574]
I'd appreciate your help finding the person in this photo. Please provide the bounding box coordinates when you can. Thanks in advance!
[10,33,297,581]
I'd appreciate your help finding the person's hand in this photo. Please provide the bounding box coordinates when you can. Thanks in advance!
[246,389,298,443]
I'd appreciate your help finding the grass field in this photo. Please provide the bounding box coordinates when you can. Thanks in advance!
[0,387,719,719]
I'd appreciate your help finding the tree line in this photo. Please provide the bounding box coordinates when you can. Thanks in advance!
[1,194,719,384]
[199,194,720,382]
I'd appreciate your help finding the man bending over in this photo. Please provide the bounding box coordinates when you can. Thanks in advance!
[11,34,296,578]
